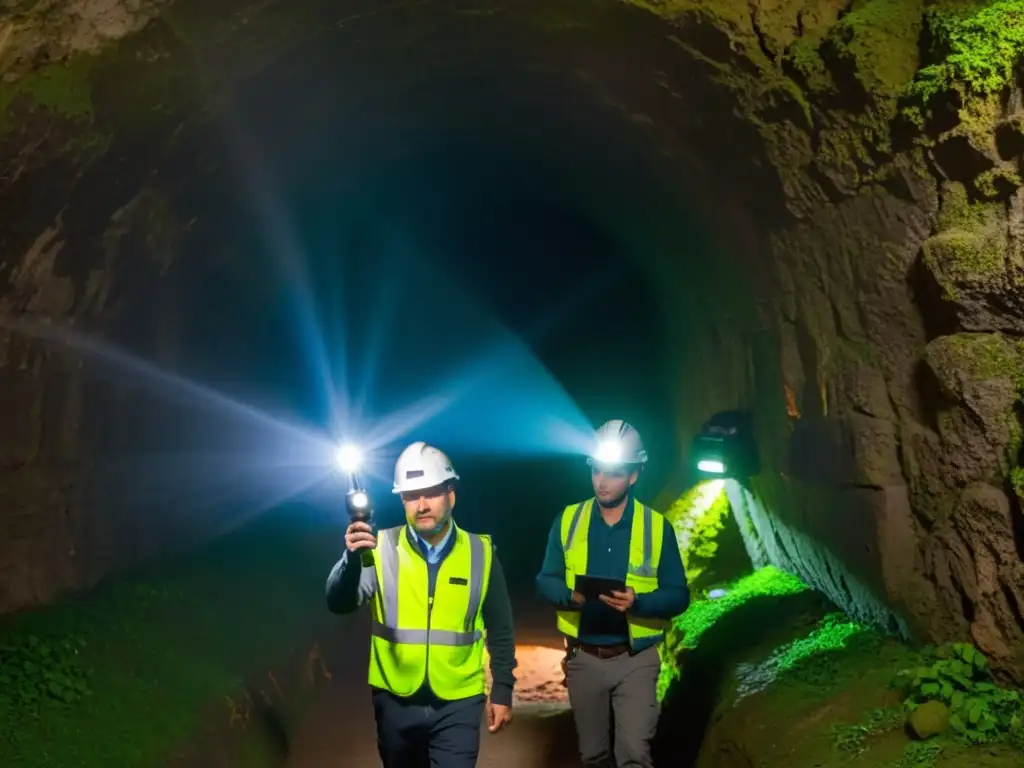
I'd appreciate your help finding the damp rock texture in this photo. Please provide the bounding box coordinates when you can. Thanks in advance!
[1,0,1024,680]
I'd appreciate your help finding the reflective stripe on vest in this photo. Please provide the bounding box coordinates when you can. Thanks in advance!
[368,525,492,699]
[556,498,668,646]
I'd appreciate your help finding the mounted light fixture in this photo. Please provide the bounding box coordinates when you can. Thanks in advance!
[696,458,726,474]
[692,410,759,480]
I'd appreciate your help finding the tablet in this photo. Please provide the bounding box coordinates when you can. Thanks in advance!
[574,574,626,600]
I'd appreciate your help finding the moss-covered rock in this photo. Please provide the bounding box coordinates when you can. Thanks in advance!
[661,569,1024,767]
[665,479,753,594]
[911,1,1024,103]
[908,699,951,740]
[924,332,1024,400]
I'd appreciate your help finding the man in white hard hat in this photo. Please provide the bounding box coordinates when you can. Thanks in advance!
[536,419,690,768]
[326,441,516,767]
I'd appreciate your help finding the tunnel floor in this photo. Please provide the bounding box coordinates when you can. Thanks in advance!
[165,598,584,768]
[9,530,1024,768]
[166,574,1024,768]
[283,606,580,768]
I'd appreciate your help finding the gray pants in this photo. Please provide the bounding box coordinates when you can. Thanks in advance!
[565,644,661,768]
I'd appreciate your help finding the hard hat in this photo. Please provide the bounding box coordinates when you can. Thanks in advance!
[392,441,460,494]
[588,419,648,466]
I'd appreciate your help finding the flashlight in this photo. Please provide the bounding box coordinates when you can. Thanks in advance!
[346,487,373,523]
[335,442,363,474]
[336,441,375,564]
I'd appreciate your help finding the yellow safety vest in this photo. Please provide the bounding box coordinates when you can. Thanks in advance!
[556,498,668,646]
[368,524,493,700]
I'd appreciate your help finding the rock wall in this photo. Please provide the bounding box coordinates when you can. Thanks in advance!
[631,1,1024,680]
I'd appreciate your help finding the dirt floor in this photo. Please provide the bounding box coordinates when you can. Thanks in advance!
[166,597,583,767]
[171,570,1024,768]
[281,601,580,768]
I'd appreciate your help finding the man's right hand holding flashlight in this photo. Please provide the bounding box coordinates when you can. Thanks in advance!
[345,521,377,552]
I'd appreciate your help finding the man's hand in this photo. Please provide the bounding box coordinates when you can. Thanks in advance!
[486,700,512,733]
[598,587,635,613]
[345,521,377,553]
[571,591,586,605]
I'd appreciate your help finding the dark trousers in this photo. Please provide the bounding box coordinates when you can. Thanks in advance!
[372,688,485,768]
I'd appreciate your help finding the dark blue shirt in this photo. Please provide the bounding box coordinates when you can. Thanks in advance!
[535,496,690,650]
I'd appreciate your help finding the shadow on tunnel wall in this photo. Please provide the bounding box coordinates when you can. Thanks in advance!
[786,417,858,485]
[653,588,835,768]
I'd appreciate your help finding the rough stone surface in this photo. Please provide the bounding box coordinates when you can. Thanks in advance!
[1,0,1024,684]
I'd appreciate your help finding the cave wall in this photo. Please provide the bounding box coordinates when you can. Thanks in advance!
[622,0,1024,679]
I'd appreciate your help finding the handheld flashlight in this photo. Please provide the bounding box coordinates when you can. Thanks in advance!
[335,441,376,564]
[346,487,373,524]
[335,442,363,476]
[335,442,373,521]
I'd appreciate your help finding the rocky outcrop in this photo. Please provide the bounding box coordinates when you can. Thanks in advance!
[1,0,1024,683]
[640,0,1024,680]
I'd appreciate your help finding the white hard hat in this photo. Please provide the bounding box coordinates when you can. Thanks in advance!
[588,419,648,466]
[392,441,460,494]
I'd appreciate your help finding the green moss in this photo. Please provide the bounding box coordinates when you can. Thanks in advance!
[975,166,1023,198]
[658,566,811,699]
[665,479,718,528]
[665,479,753,594]
[0,53,98,129]
[680,484,731,585]
[923,230,1005,298]
[0,518,331,767]
[933,333,1024,393]
[1011,467,1024,500]
[923,185,1009,298]
[831,0,923,98]
[912,1,1024,101]
[771,612,878,680]
[937,181,991,231]
[787,35,834,93]
[675,566,808,651]
[962,335,1019,391]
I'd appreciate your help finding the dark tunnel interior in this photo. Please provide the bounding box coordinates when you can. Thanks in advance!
[81,25,722,590]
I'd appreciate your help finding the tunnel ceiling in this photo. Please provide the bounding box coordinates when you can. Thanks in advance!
[4,0,1024,680]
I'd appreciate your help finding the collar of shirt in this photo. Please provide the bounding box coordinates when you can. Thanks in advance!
[595,492,634,528]
[408,519,455,564]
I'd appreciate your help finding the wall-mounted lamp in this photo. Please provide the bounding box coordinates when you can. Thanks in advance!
[691,410,760,480]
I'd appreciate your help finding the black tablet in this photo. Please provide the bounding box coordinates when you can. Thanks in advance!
[574,574,626,600]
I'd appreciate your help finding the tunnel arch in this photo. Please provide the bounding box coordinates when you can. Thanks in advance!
[3,0,1024,685]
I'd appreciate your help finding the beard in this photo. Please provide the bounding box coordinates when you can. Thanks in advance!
[596,488,629,508]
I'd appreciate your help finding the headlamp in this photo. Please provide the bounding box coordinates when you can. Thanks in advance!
[593,439,623,465]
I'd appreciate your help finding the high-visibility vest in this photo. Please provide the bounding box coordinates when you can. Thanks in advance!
[368,524,493,699]
[556,498,669,645]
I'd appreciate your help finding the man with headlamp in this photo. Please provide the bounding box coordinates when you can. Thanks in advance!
[535,419,690,768]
